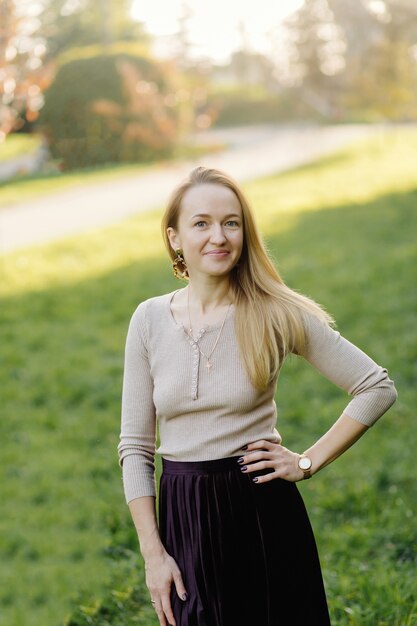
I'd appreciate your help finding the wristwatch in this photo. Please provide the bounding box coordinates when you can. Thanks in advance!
[298,453,313,480]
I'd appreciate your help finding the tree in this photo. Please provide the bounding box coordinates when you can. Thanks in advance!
[333,0,417,119]
[174,1,194,70]
[0,0,151,137]
[282,0,417,121]
[283,0,346,118]
[37,0,150,60]
[0,0,48,137]
[229,50,277,91]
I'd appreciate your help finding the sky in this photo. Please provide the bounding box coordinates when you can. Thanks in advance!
[130,0,304,63]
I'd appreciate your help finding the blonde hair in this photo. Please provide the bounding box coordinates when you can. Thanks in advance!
[161,166,336,391]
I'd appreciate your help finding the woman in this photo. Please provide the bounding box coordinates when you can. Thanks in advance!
[117,165,397,626]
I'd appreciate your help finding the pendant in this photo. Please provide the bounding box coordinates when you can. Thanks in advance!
[206,360,213,371]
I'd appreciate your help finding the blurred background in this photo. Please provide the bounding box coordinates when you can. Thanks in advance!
[1,1,416,625]
[2,0,417,176]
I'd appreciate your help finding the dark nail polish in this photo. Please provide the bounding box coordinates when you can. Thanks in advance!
[240,465,247,472]
[252,477,258,482]
[241,445,248,450]
[237,457,244,464]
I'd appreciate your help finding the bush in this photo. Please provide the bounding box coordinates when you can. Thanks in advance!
[38,47,185,169]
[208,85,323,127]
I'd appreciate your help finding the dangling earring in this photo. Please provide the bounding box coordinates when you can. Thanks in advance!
[172,248,189,280]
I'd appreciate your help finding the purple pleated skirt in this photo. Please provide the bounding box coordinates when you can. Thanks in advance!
[158,455,331,626]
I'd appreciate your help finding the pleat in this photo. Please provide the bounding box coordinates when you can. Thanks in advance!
[158,457,331,626]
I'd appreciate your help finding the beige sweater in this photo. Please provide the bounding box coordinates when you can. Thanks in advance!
[117,288,398,504]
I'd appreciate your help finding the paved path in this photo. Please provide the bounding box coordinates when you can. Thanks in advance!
[0,123,381,254]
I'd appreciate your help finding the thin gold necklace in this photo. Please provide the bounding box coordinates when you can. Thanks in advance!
[185,286,232,372]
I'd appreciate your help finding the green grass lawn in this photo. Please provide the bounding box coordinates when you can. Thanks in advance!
[1,128,416,626]
[0,133,42,162]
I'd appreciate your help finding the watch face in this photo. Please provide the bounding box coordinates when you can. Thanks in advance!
[299,456,312,470]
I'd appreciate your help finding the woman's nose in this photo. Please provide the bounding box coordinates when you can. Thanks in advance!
[210,225,227,243]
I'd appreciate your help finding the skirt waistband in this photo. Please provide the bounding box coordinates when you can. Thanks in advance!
[161,455,242,475]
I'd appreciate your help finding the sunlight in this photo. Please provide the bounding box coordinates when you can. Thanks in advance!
[130,0,304,62]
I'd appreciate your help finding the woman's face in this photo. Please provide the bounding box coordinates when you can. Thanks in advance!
[167,183,244,280]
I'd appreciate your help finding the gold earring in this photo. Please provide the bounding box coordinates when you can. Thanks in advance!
[172,248,189,280]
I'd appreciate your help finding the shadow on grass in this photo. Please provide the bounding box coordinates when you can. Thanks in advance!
[1,186,416,626]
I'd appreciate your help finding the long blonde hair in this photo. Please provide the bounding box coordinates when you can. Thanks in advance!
[161,166,336,391]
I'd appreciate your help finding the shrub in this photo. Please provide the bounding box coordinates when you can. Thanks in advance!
[208,85,322,127]
[38,47,184,169]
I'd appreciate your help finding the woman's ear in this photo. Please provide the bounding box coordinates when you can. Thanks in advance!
[167,226,181,251]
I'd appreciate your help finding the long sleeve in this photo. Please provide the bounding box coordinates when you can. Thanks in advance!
[299,312,398,426]
[117,301,157,503]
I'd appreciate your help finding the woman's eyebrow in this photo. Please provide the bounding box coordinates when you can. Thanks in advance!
[190,213,241,220]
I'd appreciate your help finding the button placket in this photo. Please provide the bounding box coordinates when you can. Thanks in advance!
[183,325,207,400]
[192,332,204,400]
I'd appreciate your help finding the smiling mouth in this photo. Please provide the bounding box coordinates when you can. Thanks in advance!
[205,251,230,255]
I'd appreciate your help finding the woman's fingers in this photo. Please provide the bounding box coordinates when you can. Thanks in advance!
[160,563,188,625]
[153,593,176,626]
[172,567,188,601]
[238,442,303,483]
[251,469,281,484]
[153,599,168,626]
[160,594,176,626]
[147,554,188,626]
[243,439,277,451]
[241,450,276,462]
[243,457,275,469]
[239,445,282,466]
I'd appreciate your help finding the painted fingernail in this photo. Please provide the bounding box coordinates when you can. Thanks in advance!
[241,445,248,450]
[240,465,247,472]
[252,477,258,482]
[182,592,188,600]
[237,457,244,464]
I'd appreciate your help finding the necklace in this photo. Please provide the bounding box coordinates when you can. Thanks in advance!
[185,286,232,371]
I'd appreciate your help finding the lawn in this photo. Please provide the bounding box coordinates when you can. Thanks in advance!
[1,127,416,626]
[0,133,42,162]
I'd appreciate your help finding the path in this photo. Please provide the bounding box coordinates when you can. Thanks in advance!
[0,123,381,254]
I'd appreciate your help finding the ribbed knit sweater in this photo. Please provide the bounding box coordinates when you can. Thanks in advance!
[117,288,398,504]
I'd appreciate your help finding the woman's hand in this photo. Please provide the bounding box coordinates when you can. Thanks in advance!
[144,550,188,626]
[238,439,306,484]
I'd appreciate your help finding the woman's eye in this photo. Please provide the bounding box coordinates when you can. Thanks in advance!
[194,220,240,227]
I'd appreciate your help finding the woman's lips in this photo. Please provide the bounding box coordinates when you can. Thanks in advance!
[205,251,230,256]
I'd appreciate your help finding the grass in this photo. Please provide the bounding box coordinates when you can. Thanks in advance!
[0,133,42,162]
[1,127,416,626]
